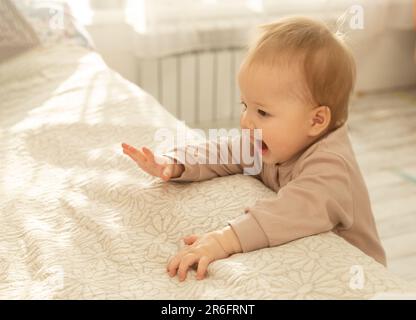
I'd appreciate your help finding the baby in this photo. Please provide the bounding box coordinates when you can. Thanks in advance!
[122,16,386,281]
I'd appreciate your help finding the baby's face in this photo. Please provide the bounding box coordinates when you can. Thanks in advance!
[238,62,315,165]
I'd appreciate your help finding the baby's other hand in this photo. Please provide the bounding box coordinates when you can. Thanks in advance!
[166,232,229,281]
[121,143,184,181]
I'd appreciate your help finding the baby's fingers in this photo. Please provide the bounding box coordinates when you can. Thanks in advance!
[183,234,198,245]
[196,256,211,280]
[123,144,172,180]
[177,254,199,282]
[142,147,167,177]
[167,254,182,277]
[142,146,156,164]
[122,143,146,164]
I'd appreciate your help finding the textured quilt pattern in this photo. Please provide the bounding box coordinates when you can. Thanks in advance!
[0,45,414,299]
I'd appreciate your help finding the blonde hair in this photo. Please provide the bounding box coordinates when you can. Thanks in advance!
[244,16,356,131]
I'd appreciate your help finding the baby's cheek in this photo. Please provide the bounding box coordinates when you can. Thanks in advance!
[269,141,288,160]
[268,137,282,151]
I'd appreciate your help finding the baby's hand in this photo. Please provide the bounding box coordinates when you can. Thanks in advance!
[122,143,184,181]
[166,232,230,281]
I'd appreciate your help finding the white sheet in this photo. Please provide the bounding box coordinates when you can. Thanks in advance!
[0,45,415,299]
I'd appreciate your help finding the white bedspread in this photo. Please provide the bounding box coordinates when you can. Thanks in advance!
[0,45,414,299]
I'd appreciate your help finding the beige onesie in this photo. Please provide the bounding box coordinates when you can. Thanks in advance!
[165,124,386,266]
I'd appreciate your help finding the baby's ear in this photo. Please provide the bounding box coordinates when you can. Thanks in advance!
[309,106,331,136]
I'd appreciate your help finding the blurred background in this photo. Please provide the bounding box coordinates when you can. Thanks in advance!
[64,0,415,127]
[2,0,416,284]
[76,0,416,283]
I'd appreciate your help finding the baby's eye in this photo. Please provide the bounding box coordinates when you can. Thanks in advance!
[240,102,247,111]
[257,109,268,117]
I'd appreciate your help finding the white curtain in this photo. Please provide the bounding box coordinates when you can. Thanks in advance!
[80,0,413,58]
[124,0,333,57]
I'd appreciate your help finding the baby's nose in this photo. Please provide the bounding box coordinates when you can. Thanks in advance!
[240,116,255,130]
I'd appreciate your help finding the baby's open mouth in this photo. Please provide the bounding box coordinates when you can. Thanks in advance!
[250,135,269,155]
[261,140,268,154]
[253,139,268,155]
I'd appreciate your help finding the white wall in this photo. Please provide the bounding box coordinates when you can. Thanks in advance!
[86,20,416,126]
[88,22,416,92]
[86,22,140,85]
[353,29,416,92]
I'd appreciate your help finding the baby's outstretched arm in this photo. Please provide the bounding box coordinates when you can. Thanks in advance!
[167,226,242,281]
[122,143,184,181]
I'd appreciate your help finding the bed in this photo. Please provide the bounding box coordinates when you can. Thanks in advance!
[1,43,415,299]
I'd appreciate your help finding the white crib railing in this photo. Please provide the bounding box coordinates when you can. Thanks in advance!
[137,47,246,127]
